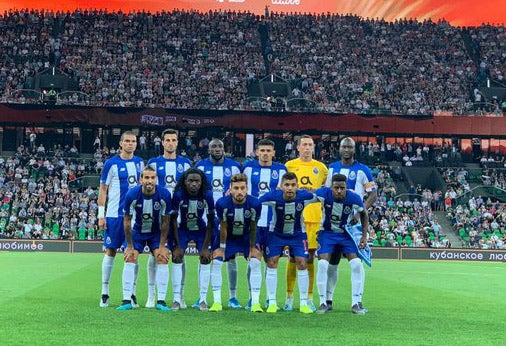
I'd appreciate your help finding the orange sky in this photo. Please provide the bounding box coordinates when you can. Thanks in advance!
[0,0,504,26]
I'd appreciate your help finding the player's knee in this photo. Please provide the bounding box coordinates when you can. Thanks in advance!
[156,257,168,265]
[349,257,361,273]
[318,258,329,272]
[295,258,307,270]
[249,257,261,270]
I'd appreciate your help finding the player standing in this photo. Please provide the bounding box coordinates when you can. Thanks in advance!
[259,172,322,314]
[242,138,287,309]
[146,128,191,308]
[284,135,328,311]
[98,131,144,308]
[325,137,377,311]
[314,174,370,314]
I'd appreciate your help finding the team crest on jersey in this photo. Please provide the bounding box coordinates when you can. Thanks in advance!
[344,206,352,214]
[224,168,232,177]
[177,164,184,173]
[313,167,319,174]
[154,202,161,210]
[244,210,251,218]
[296,203,304,211]
[105,236,111,244]
[271,170,278,179]
[348,171,356,180]
[197,201,205,209]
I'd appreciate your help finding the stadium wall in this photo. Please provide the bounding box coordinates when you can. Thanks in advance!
[1,239,505,262]
[2,105,506,137]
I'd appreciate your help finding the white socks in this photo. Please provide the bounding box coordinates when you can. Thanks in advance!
[172,263,183,303]
[359,262,365,302]
[199,264,211,304]
[297,269,309,307]
[326,264,339,302]
[266,267,278,305]
[156,263,169,302]
[317,259,329,305]
[211,259,223,304]
[227,258,238,299]
[248,258,262,305]
[147,255,156,299]
[122,262,136,300]
[101,255,114,295]
[350,258,362,306]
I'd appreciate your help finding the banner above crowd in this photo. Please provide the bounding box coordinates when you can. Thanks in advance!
[0,0,503,27]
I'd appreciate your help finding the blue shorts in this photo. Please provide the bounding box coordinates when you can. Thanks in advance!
[265,232,308,259]
[212,235,250,261]
[103,217,125,250]
[176,229,208,252]
[255,226,268,249]
[132,231,161,254]
[317,231,357,256]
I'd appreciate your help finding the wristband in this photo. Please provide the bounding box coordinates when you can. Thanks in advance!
[220,243,226,250]
[98,206,105,218]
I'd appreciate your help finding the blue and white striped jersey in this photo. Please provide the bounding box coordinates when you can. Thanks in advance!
[147,155,191,193]
[242,160,287,227]
[100,155,144,218]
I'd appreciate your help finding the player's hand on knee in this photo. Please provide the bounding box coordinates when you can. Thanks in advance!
[249,247,261,260]
[213,248,224,260]
[172,247,184,262]
[156,247,170,263]
[200,249,211,264]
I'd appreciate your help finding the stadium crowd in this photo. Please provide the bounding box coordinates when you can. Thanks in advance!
[0,9,505,114]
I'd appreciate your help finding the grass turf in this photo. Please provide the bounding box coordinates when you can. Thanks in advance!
[0,252,504,345]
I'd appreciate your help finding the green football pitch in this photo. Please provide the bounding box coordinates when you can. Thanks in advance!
[0,252,504,345]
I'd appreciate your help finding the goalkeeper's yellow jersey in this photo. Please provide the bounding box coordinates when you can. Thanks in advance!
[285,158,328,223]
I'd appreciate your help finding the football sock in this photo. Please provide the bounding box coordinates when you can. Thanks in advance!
[297,269,309,307]
[147,254,156,299]
[266,267,278,304]
[227,258,238,299]
[122,262,136,301]
[359,262,365,302]
[199,263,211,304]
[172,262,183,303]
[317,259,329,305]
[350,258,361,306]
[326,264,339,302]
[156,263,169,302]
[101,255,114,295]
[249,258,262,305]
[211,259,223,304]
[307,262,315,299]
